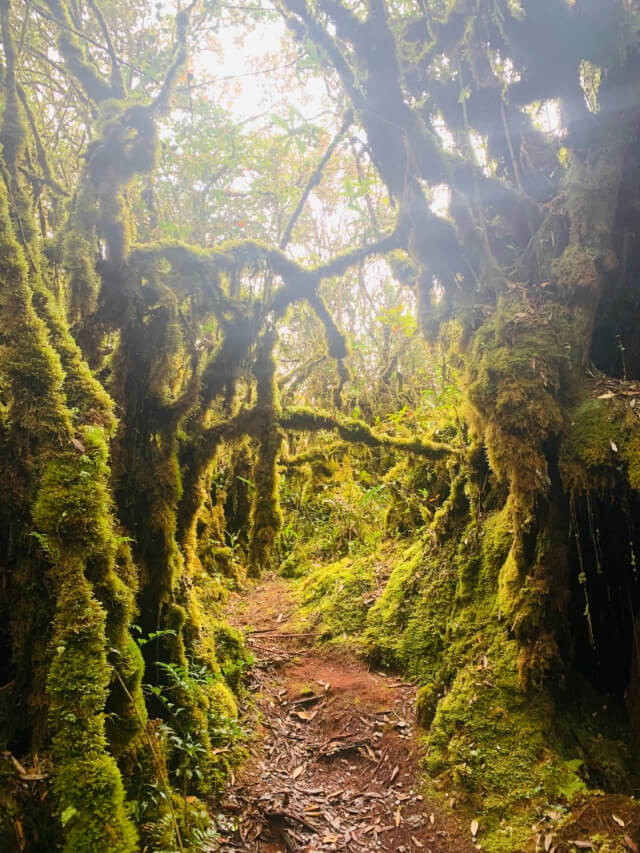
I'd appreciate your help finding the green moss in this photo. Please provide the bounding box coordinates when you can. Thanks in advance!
[560,396,640,493]
[107,638,147,756]
[0,181,71,440]
[296,554,379,641]
[208,675,238,719]
[364,541,434,671]
[63,207,101,325]
[466,293,572,513]
[34,283,116,432]
[426,637,586,852]
[281,405,457,459]
[213,622,252,693]
[45,573,137,851]
[33,429,139,850]
[42,0,113,102]
[249,331,284,574]
[357,493,599,850]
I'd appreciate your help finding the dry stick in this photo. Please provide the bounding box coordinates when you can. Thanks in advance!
[247,629,317,636]
[500,100,525,197]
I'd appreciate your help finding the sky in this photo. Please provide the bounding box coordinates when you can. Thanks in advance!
[193,13,332,124]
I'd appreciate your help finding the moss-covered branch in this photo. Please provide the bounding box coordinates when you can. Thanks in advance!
[40,0,115,102]
[86,0,125,97]
[281,442,349,467]
[281,406,459,458]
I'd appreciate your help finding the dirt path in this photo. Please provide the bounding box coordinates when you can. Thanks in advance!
[216,575,475,853]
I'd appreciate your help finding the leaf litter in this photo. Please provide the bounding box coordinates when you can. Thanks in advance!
[216,576,475,852]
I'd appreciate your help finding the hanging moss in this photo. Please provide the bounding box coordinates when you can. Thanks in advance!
[0,184,70,440]
[465,292,573,514]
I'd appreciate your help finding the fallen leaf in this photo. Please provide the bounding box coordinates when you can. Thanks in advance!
[569,842,594,850]
[623,836,639,853]
[292,765,305,779]
[545,833,554,851]
[411,836,424,848]
[293,709,317,721]
[71,437,86,452]
[390,765,400,782]
[598,392,615,399]
[610,440,618,452]
[612,814,625,827]
[429,813,435,825]
[395,808,402,827]
[322,834,340,843]
[471,819,479,837]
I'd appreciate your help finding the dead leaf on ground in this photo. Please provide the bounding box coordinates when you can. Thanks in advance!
[292,709,317,721]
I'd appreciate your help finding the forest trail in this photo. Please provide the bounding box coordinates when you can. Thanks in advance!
[216,575,475,853]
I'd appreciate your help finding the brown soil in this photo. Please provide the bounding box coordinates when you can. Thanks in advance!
[550,794,640,852]
[216,574,476,853]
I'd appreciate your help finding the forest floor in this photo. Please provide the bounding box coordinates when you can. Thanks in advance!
[215,574,476,853]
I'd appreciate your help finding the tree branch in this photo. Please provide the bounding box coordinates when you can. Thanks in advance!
[279,109,353,250]
[280,406,459,458]
[86,0,125,97]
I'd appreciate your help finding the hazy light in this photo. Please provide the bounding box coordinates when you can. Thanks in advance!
[430,184,451,219]
[193,18,330,123]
